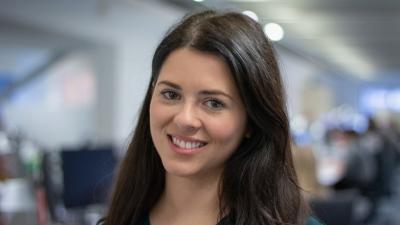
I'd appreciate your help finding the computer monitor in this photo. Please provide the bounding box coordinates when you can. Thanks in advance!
[61,147,117,208]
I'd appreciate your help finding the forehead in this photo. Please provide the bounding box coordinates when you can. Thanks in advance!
[158,48,238,93]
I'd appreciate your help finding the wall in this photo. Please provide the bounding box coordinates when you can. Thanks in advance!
[0,0,186,148]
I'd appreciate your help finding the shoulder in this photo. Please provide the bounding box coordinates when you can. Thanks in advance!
[306,217,325,225]
[137,214,151,225]
[217,216,324,225]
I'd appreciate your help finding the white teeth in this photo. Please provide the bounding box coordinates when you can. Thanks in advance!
[178,140,184,148]
[172,136,205,149]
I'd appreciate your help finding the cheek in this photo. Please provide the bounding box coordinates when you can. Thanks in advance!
[150,99,167,128]
[149,99,166,139]
[207,114,247,146]
[149,99,171,153]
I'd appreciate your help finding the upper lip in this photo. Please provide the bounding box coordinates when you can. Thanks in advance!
[168,134,208,144]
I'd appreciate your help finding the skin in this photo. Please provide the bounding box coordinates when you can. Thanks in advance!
[149,47,248,225]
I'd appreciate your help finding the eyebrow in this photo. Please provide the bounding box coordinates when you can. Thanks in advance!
[157,80,181,90]
[157,80,234,100]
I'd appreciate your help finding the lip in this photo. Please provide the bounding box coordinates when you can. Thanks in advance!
[167,134,208,155]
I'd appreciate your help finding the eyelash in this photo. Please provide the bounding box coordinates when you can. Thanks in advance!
[159,89,226,110]
[160,89,180,100]
[204,98,225,110]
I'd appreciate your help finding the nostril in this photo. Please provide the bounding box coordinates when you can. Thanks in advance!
[173,117,201,132]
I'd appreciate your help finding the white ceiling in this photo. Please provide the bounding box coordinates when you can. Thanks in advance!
[170,0,400,81]
[0,0,399,83]
[0,0,184,79]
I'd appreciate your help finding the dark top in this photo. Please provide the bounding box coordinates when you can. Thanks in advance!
[138,215,324,225]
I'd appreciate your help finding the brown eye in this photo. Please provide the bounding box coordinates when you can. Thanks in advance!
[161,90,180,100]
[205,99,225,110]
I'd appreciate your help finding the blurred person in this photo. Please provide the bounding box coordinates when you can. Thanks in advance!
[359,117,399,223]
[362,118,397,195]
[384,118,400,161]
[373,111,400,162]
[312,128,377,224]
[98,10,323,225]
[331,129,376,191]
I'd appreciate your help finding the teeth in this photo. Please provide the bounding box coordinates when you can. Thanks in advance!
[172,136,205,149]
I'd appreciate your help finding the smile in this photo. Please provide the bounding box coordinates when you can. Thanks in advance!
[168,135,207,150]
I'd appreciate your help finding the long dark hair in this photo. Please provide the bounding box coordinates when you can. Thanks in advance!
[102,10,309,225]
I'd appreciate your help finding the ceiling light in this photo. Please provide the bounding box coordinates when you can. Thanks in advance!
[229,0,272,2]
[242,10,259,22]
[193,0,204,2]
[263,23,284,41]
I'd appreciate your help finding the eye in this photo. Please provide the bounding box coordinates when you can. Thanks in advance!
[205,99,225,110]
[161,90,180,100]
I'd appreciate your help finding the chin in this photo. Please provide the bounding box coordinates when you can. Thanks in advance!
[163,157,215,177]
[163,162,201,177]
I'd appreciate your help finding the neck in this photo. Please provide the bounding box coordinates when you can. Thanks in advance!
[150,172,223,225]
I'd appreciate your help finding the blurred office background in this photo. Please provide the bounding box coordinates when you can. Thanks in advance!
[0,0,399,225]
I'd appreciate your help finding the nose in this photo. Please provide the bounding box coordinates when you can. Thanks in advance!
[173,103,201,133]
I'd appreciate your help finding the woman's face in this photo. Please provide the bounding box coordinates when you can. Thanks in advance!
[149,48,247,179]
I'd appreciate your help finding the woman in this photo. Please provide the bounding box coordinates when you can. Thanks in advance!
[100,10,322,225]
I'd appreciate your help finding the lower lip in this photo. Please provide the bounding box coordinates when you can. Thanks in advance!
[168,135,207,155]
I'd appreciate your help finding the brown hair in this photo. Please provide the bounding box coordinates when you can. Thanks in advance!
[101,10,309,225]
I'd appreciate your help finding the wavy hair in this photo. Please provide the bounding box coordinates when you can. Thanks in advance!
[101,10,309,225]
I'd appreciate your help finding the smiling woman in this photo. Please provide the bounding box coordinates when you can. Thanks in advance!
[99,10,321,225]
[150,48,247,179]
